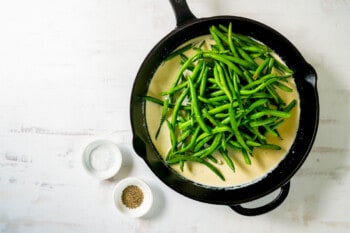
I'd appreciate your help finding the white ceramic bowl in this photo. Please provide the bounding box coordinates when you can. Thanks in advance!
[113,177,153,218]
[82,140,122,180]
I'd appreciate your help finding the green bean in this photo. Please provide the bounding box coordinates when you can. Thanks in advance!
[253,57,270,79]
[202,52,243,76]
[240,77,279,95]
[245,124,267,141]
[264,109,291,118]
[249,117,278,127]
[249,111,267,120]
[250,53,264,59]
[216,63,233,102]
[170,51,203,90]
[284,99,297,112]
[208,103,231,115]
[237,47,256,66]
[218,24,229,32]
[166,155,225,181]
[189,80,210,133]
[175,126,201,154]
[143,95,165,106]
[220,149,235,172]
[193,126,232,141]
[215,113,229,118]
[263,125,280,138]
[220,116,232,125]
[177,128,192,143]
[190,60,205,82]
[267,57,275,74]
[242,149,251,165]
[213,62,221,86]
[212,25,230,44]
[243,70,254,83]
[248,92,274,99]
[165,120,177,158]
[196,40,206,49]
[194,134,214,152]
[155,98,170,139]
[233,72,240,94]
[208,95,230,103]
[203,108,220,127]
[233,72,244,110]
[234,33,269,51]
[225,68,237,100]
[197,96,214,104]
[228,22,239,58]
[273,81,293,92]
[242,73,277,90]
[193,133,222,158]
[246,140,261,147]
[199,66,209,96]
[170,61,203,127]
[242,46,264,53]
[227,140,242,151]
[210,89,225,97]
[271,118,285,130]
[249,109,291,119]
[207,77,218,85]
[220,53,257,69]
[221,133,227,150]
[212,125,233,134]
[229,103,251,154]
[165,42,194,61]
[259,144,281,150]
[209,26,225,51]
[274,59,294,74]
[244,99,268,115]
[266,85,284,106]
[178,119,192,130]
[170,87,189,126]
[179,53,189,63]
[161,81,188,96]
[207,154,218,164]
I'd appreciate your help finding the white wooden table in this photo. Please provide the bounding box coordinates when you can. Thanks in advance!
[1,0,349,232]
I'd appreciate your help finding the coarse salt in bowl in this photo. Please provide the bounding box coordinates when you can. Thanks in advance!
[113,177,153,218]
[82,140,122,180]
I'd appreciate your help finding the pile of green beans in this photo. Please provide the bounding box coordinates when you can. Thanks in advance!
[145,23,296,181]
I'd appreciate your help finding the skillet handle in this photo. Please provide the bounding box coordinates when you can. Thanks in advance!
[169,0,197,27]
[230,182,290,216]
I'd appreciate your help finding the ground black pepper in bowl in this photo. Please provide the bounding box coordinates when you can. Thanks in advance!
[121,185,144,209]
[114,177,153,217]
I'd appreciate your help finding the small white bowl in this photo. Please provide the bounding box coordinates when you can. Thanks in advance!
[82,140,122,180]
[113,177,153,218]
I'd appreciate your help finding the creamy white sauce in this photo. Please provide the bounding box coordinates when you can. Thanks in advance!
[146,35,300,188]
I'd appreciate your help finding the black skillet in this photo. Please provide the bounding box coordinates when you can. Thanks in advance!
[130,0,319,216]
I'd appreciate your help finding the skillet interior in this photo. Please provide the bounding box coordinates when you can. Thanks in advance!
[130,16,319,205]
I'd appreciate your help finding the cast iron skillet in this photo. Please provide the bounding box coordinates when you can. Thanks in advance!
[130,0,319,216]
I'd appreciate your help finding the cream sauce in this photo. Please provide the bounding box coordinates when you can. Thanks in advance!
[146,36,300,187]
